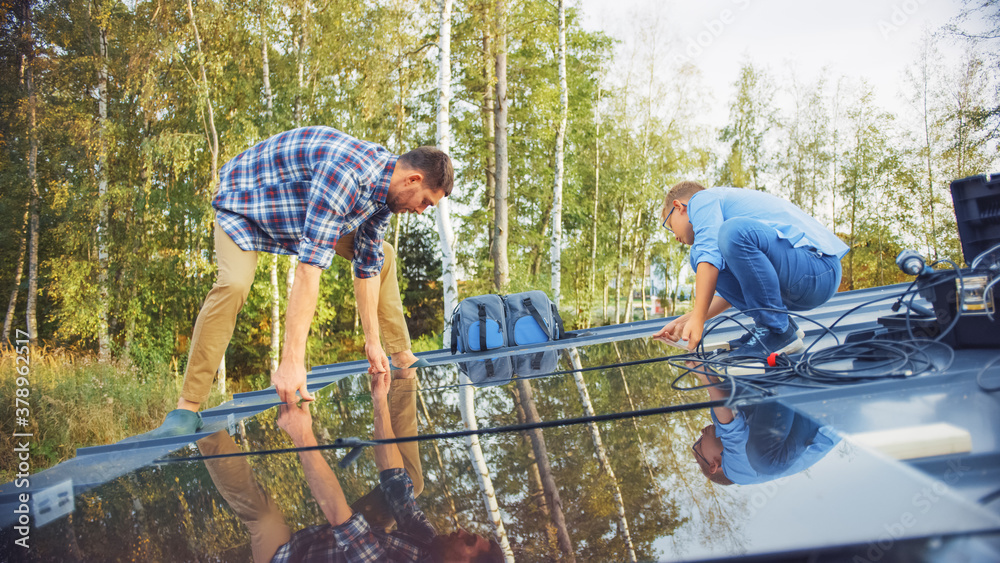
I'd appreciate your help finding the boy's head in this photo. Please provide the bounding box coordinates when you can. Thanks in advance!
[661,181,706,246]
[692,423,734,486]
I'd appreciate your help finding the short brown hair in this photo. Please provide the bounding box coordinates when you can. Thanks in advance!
[662,181,707,221]
[399,146,454,196]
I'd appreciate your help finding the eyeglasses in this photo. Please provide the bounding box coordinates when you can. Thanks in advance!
[662,203,686,230]
[692,435,711,468]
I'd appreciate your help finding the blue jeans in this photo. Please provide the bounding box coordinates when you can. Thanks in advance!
[714,217,842,332]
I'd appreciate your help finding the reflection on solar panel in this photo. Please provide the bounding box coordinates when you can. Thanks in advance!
[2,283,1000,562]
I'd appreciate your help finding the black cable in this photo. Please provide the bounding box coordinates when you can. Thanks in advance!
[155,397,730,465]
[977,354,1000,393]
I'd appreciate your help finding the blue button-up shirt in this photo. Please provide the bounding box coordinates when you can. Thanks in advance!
[213,126,397,278]
[714,404,841,485]
[688,187,849,273]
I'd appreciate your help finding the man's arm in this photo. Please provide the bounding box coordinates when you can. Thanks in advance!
[277,403,353,526]
[271,261,320,403]
[370,371,404,471]
[355,276,391,375]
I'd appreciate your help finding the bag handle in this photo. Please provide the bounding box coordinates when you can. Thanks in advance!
[523,298,552,339]
[478,304,488,351]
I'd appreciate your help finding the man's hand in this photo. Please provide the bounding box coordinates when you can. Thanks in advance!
[370,368,391,403]
[653,313,690,343]
[365,340,390,375]
[277,402,317,447]
[272,358,315,404]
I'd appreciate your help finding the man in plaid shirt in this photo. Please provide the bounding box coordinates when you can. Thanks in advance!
[271,371,502,562]
[148,126,453,436]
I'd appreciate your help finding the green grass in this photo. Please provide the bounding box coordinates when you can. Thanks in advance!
[0,347,229,483]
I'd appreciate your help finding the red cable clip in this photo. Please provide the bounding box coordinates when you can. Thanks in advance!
[767,352,780,367]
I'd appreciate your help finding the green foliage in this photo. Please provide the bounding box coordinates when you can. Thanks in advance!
[0,347,229,482]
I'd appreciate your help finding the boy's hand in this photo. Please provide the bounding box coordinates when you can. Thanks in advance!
[682,312,706,351]
[653,313,690,343]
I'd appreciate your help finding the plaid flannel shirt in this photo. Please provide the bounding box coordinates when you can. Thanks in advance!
[270,469,436,563]
[212,126,397,278]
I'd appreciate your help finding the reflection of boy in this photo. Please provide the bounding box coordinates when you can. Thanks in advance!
[690,367,840,485]
[272,371,503,562]
[654,181,848,357]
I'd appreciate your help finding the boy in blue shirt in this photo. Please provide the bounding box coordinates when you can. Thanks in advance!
[689,364,841,485]
[654,181,849,357]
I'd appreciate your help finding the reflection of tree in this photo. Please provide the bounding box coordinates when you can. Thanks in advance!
[513,378,576,561]
[563,347,636,562]
[457,370,515,561]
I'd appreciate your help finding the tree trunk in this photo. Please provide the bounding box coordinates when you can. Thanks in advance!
[550,0,567,306]
[515,378,575,561]
[480,3,496,255]
[2,207,28,344]
[24,0,39,344]
[457,371,514,561]
[186,0,224,391]
[262,12,280,376]
[436,0,459,342]
[295,0,310,126]
[564,348,637,562]
[588,86,602,329]
[614,202,625,324]
[492,0,509,293]
[96,24,111,361]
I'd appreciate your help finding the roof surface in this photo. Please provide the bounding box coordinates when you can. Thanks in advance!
[2,281,999,561]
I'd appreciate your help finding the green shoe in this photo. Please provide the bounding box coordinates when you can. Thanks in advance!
[124,409,203,442]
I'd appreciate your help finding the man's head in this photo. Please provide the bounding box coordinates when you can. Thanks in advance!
[430,528,504,563]
[387,146,454,215]
[692,423,734,486]
[661,181,706,246]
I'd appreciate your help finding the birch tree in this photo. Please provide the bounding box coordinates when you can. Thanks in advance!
[23,0,39,344]
[261,0,280,376]
[565,347,637,561]
[95,12,110,361]
[436,0,459,342]
[457,372,515,562]
[492,0,509,293]
[550,0,567,306]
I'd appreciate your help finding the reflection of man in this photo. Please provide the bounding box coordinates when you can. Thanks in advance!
[273,370,503,562]
[689,364,840,486]
[151,126,450,437]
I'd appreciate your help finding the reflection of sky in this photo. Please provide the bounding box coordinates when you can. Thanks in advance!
[659,437,1000,560]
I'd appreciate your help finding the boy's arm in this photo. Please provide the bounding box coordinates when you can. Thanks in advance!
[653,295,731,345]
[682,262,719,351]
[690,362,734,424]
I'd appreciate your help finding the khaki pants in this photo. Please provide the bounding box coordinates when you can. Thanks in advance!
[350,376,423,531]
[199,431,292,563]
[181,223,411,403]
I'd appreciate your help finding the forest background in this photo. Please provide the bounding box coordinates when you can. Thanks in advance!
[0,0,998,479]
